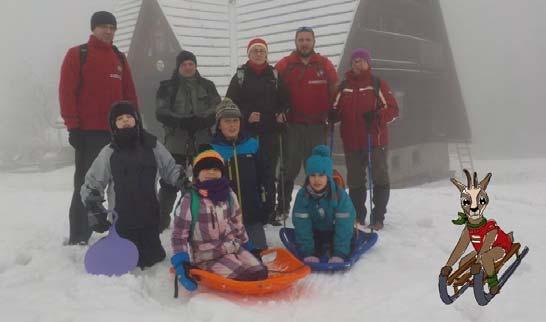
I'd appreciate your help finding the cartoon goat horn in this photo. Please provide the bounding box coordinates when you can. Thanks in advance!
[450,177,466,192]
[463,169,472,189]
[479,172,492,190]
[473,172,478,188]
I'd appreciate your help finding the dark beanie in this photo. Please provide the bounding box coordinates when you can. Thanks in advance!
[108,101,138,131]
[91,11,117,31]
[176,50,197,67]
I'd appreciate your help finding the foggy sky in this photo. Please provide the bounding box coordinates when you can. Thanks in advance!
[0,0,544,158]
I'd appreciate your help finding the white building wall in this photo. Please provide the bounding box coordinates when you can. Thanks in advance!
[115,0,360,95]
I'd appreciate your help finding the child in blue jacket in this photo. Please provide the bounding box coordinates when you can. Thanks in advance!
[292,145,356,263]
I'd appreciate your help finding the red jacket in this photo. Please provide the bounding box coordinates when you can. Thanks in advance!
[467,219,512,253]
[275,52,338,124]
[337,70,398,151]
[59,35,138,130]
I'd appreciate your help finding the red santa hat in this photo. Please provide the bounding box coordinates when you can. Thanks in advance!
[247,38,268,55]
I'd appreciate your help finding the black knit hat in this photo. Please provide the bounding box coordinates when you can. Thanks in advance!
[108,101,139,132]
[91,11,117,31]
[176,50,197,67]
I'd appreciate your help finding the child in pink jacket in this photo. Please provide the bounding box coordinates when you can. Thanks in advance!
[170,147,267,291]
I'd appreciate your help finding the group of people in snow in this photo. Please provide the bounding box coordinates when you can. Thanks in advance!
[59,11,399,285]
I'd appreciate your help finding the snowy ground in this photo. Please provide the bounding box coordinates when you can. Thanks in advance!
[0,159,544,322]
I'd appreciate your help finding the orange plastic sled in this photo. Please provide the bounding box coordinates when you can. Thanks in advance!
[171,248,311,296]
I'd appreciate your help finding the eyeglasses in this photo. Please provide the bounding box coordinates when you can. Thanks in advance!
[296,26,314,33]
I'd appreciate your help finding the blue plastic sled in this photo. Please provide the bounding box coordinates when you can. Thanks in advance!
[279,228,378,271]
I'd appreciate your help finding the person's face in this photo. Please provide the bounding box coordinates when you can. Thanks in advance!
[198,168,222,182]
[178,60,197,78]
[92,24,116,43]
[115,114,136,129]
[249,47,267,64]
[219,117,241,140]
[309,174,328,191]
[351,58,369,74]
[295,32,315,57]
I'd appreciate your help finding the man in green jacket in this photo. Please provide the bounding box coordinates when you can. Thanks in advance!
[156,50,221,232]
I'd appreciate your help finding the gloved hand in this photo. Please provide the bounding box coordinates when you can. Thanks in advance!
[363,111,377,126]
[328,256,345,264]
[85,190,110,233]
[179,117,197,133]
[171,252,198,291]
[328,108,340,124]
[68,129,82,149]
[440,266,453,277]
[303,256,320,263]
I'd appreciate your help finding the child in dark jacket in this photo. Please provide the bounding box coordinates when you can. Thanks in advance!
[210,98,275,250]
[292,145,356,263]
[171,147,268,291]
[81,101,183,269]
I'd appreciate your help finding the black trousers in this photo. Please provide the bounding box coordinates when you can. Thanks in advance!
[68,131,110,244]
[158,154,187,232]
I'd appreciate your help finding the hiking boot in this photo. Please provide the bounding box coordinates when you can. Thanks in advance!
[268,209,288,226]
[371,222,384,231]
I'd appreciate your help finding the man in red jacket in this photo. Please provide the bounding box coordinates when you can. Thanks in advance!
[335,49,399,230]
[274,27,339,220]
[59,11,138,245]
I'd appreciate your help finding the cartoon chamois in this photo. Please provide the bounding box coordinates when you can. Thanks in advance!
[440,169,513,295]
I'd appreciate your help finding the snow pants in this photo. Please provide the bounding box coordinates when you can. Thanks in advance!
[196,247,268,281]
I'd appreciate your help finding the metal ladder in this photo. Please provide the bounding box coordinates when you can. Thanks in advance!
[448,142,475,174]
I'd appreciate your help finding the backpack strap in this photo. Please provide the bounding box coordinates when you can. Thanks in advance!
[272,68,279,90]
[190,190,201,233]
[371,75,387,109]
[371,75,380,98]
[236,66,245,87]
[79,44,88,79]
[112,45,126,65]
[79,44,125,69]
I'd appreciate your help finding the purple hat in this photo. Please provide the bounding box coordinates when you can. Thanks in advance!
[351,48,371,64]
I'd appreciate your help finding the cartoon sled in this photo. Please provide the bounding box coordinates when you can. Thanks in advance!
[279,227,378,271]
[171,248,310,296]
[438,170,529,305]
[84,210,139,276]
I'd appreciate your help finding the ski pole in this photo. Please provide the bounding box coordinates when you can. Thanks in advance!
[367,131,374,233]
[279,132,287,227]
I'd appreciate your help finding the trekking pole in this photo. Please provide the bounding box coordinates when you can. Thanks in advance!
[366,130,374,233]
[279,132,287,228]
[232,144,244,211]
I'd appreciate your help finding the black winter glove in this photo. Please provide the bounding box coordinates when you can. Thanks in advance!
[85,190,110,233]
[363,111,377,126]
[68,129,82,149]
[328,108,340,124]
[179,117,196,133]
